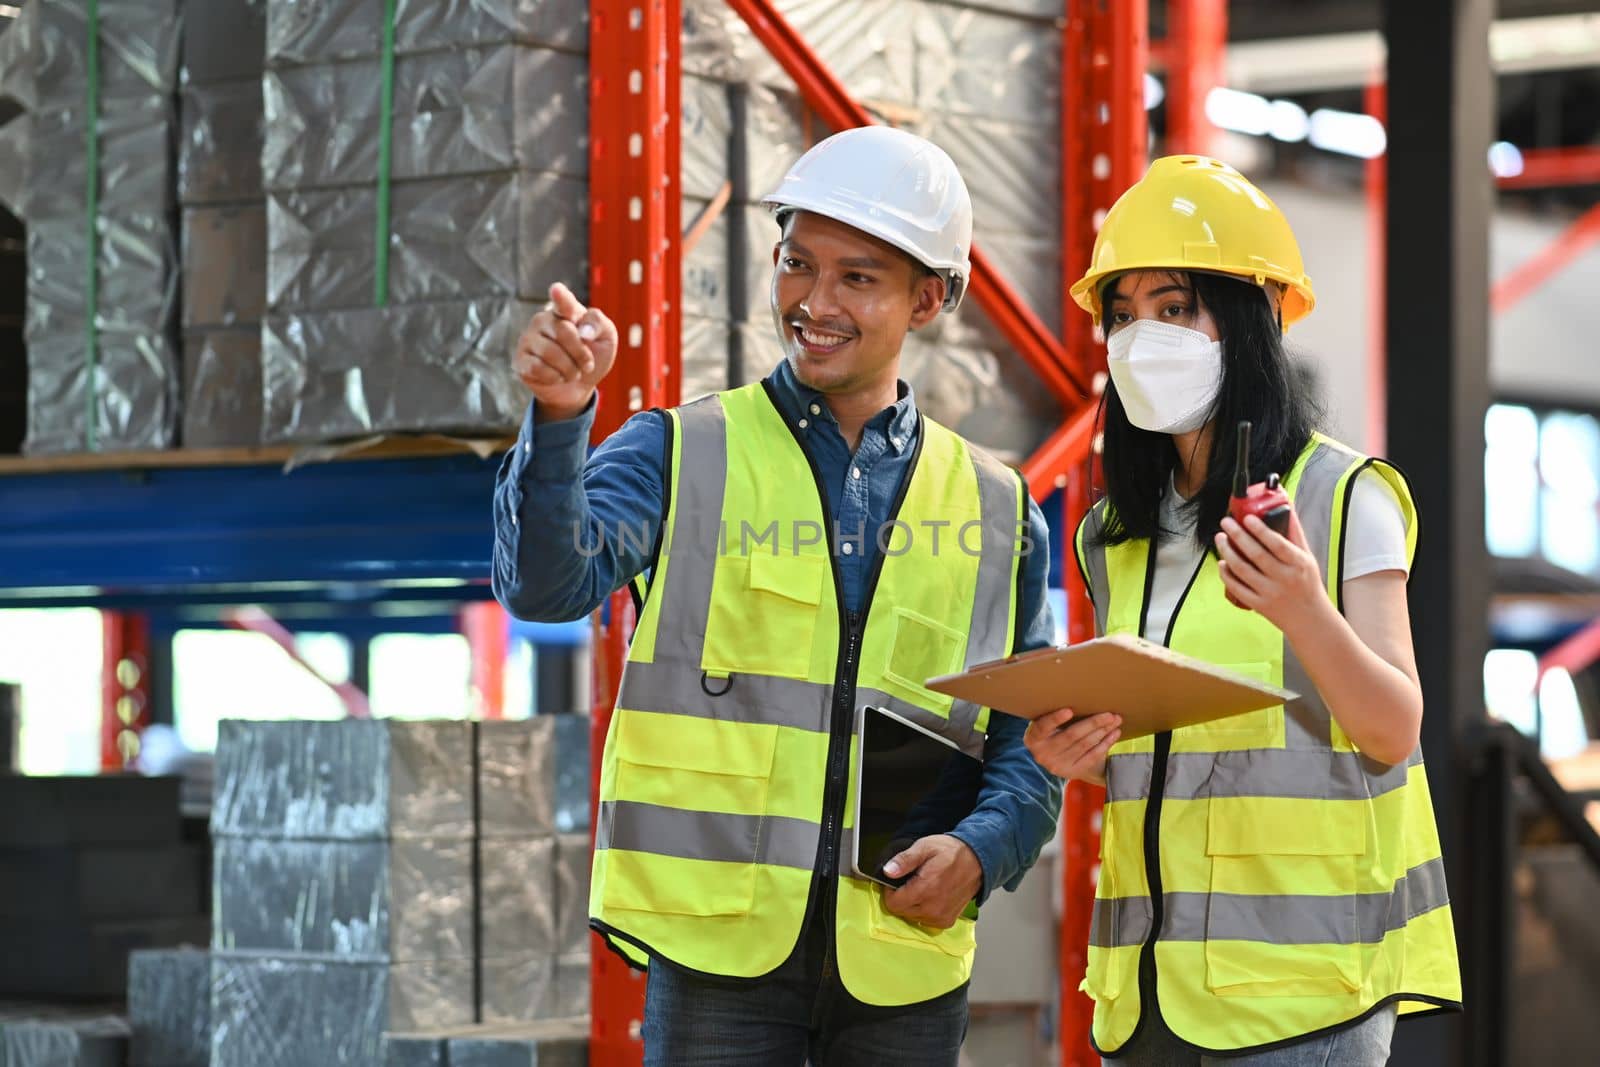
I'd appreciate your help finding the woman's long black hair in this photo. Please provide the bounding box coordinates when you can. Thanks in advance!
[1093,270,1320,550]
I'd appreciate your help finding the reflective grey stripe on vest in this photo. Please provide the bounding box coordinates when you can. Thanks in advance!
[1090,856,1451,948]
[949,447,1025,744]
[1281,439,1362,751]
[638,394,727,664]
[597,799,818,870]
[620,660,832,735]
[1105,747,1425,804]
[1082,502,1111,635]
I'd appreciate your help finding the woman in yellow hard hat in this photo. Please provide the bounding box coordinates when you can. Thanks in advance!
[1026,156,1462,1064]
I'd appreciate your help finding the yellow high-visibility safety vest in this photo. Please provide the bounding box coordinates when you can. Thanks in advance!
[590,381,1027,1007]
[1073,433,1463,1054]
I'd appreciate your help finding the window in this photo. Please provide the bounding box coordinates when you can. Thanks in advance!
[1483,648,1593,759]
[172,630,352,753]
[0,608,103,775]
[1486,403,1600,577]
[369,633,472,720]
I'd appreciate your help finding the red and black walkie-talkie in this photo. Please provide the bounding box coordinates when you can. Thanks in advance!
[1228,420,1292,536]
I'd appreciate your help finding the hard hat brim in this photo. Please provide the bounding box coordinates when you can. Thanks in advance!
[1070,264,1316,327]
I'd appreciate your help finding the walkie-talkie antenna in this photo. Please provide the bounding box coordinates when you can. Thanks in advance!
[1232,421,1252,498]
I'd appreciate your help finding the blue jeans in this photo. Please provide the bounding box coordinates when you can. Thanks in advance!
[1101,1005,1398,1066]
[639,917,969,1066]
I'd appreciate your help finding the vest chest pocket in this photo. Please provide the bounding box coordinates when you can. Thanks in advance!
[703,552,828,681]
[1203,798,1366,998]
[884,608,965,703]
[1174,661,1284,752]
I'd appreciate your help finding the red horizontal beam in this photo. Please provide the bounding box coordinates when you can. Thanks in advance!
[1021,401,1100,502]
[1539,613,1600,682]
[1490,202,1600,315]
[723,0,1086,404]
[225,606,372,718]
[1498,146,1600,190]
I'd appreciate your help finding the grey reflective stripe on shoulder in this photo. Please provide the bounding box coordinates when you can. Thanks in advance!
[1091,856,1450,948]
[646,395,728,663]
[1081,502,1111,635]
[1291,439,1359,574]
[596,799,819,870]
[947,445,1026,745]
[1106,747,1424,804]
[1284,440,1368,752]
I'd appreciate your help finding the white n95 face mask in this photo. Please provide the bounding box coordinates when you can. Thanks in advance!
[1105,319,1224,434]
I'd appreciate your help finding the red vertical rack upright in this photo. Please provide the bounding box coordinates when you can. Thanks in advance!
[1059,2,1147,1063]
[1164,0,1227,158]
[587,0,681,1063]
[1365,81,1387,454]
[100,611,151,770]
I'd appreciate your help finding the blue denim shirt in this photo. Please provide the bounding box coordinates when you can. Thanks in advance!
[492,357,1063,903]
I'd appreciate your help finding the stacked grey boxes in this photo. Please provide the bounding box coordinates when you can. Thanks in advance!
[22,0,181,453]
[208,719,479,1067]
[0,6,30,453]
[258,0,590,443]
[0,1011,130,1067]
[382,1017,589,1067]
[477,717,592,1024]
[128,947,211,1067]
[179,0,266,447]
[676,0,1064,462]
[206,717,591,1066]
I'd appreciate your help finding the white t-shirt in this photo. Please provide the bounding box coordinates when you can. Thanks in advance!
[1144,470,1408,646]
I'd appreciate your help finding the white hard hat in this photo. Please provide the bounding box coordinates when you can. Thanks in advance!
[761,126,974,313]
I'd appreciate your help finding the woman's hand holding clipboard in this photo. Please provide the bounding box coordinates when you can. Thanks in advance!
[1022,709,1123,786]
[924,633,1298,741]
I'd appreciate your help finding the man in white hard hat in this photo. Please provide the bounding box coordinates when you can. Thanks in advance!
[493,125,1064,1065]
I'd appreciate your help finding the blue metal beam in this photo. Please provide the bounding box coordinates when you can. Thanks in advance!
[0,454,504,596]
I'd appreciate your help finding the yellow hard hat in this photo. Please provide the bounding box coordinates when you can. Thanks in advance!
[1069,155,1316,327]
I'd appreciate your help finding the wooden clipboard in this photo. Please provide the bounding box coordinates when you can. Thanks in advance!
[924,633,1298,739]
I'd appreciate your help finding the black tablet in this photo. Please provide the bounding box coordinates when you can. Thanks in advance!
[851,705,984,889]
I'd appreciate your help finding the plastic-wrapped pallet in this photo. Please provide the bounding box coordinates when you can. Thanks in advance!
[259,0,588,443]
[475,718,588,1024]
[208,719,480,1067]
[0,6,32,455]
[213,836,477,960]
[208,720,478,971]
[128,947,211,1067]
[551,834,590,1019]
[22,0,180,454]
[179,0,266,447]
[477,717,590,839]
[210,719,475,841]
[210,954,475,1067]
[0,1015,130,1067]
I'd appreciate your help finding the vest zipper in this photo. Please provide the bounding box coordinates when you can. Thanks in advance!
[759,382,925,944]
[1134,537,1207,1030]
[817,608,863,896]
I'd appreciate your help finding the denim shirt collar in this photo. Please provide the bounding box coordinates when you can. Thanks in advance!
[764,358,919,455]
